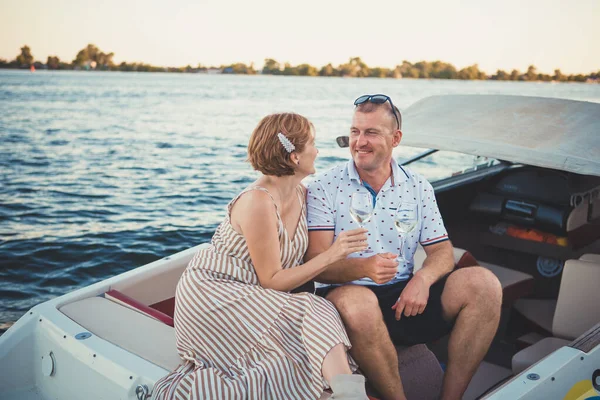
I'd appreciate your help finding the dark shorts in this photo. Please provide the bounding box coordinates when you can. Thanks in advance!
[316,273,456,346]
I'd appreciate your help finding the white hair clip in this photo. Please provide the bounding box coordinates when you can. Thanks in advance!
[277,132,295,153]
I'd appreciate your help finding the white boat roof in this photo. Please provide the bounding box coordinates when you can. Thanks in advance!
[401,95,600,176]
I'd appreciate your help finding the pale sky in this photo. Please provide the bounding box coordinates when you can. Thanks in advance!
[1,0,598,74]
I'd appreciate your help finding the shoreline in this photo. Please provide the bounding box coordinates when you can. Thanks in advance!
[1,68,598,84]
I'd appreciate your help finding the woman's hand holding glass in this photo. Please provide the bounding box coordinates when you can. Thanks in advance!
[327,228,368,263]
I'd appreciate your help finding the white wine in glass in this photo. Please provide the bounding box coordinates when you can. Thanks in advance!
[350,192,373,228]
[350,192,373,254]
[394,220,417,235]
[394,202,418,268]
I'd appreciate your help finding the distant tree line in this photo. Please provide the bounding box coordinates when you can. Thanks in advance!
[263,58,598,82]
[1,44,598,83]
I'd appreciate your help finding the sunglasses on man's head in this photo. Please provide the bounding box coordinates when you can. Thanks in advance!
[354,94,401,130]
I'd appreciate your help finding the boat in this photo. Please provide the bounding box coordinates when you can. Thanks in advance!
[1,94,599,400]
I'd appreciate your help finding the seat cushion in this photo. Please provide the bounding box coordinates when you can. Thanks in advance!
[60,297,180,371]
[414,246,534,305]
[552,259,600,339]
[478,261,534,305]
[105,290,174,326]
[413,246,477,272]
[580,253,600,263]
[511,337,569,374]
[396,345,443,400]
[366,344,443,400]
[151,297,176,318]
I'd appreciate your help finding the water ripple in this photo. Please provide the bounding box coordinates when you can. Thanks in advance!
[1,70,599,335]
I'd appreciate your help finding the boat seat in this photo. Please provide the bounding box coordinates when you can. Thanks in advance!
[511,337,570,374]
[361,344,442,400]
[514,258,600,339]
[580,253,600,262]
[392,344,443,400]
[60,296,181,371]
[477,261,534,305]
[105,289,174,326]
[61,297,443,399]
[413,246,534,305]
[512,258,600,373]
[412,245,478,272]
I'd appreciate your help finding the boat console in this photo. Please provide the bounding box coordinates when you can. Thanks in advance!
[469,166,600,251]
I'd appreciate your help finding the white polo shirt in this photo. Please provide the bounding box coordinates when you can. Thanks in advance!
[306,159,449,286]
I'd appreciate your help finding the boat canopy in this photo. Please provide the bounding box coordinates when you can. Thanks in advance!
[401,95,600,176]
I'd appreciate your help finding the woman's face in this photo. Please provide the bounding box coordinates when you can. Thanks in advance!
[296,127,318,176]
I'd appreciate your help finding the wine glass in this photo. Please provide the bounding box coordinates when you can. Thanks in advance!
[350,192,373,229]
[394,202,419,268]
[350,192,373,254]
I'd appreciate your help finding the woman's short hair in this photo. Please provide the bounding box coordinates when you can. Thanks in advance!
[247,113,313,176]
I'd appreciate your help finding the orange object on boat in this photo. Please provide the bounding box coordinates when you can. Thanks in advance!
[506,225,567,246]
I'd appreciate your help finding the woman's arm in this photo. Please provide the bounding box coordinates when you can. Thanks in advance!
[232,190,367,292]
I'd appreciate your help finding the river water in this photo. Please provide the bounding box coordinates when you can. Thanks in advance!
[1,70,599,332]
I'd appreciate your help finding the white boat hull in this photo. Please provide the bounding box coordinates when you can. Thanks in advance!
[0,244,202,400]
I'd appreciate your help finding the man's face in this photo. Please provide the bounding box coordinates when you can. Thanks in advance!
[350,107,401,172]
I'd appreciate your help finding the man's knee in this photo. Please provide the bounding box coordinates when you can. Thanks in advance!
[326,285,381,330]
[447,267,502,307]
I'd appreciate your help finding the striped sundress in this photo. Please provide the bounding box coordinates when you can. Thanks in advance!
[152,186,356,400]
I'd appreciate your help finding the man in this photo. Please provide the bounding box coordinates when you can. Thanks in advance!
[305,94,502,400]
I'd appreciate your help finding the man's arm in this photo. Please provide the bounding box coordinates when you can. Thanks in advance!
[414,240,455,286]
[392,240,455,320]
[306,230,398,284]
[392,176,455,319]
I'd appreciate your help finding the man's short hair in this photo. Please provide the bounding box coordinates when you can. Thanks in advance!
[355,102,402,130]
[247,113,313,176]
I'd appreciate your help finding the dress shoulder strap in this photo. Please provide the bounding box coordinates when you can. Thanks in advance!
[228,186,283,225]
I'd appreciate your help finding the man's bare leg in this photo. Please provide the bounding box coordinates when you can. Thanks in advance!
[327,285,407,400]
[440,267,503,400]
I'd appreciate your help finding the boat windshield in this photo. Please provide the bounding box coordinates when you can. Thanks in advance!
[398,147,503,183]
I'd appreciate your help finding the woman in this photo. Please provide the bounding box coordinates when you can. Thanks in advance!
[152,113,369,400]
